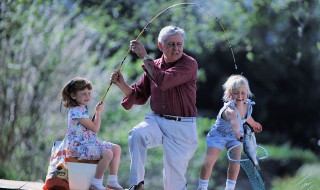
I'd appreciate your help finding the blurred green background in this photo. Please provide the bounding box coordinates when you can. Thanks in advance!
[0,0,319,189]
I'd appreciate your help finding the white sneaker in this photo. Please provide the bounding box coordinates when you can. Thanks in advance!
[225,187,234,190]
[197,187,208,190]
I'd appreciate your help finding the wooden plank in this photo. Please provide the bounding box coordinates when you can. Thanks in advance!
[0,179,44,190]
[20,181,44,190]
[66,157,99,164]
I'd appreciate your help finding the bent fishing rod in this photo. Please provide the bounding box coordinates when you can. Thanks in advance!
[99,2,198,104]
[98,2,236,105]
[90,3,198,121]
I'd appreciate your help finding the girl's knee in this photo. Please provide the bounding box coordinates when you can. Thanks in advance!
[101,148,113,159]
[112,144,121,154]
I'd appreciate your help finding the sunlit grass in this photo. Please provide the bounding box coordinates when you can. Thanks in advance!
[262,144,320,190]
[272,164,320,190]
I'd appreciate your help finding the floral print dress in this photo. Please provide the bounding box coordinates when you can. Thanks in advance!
[66,105,112,160]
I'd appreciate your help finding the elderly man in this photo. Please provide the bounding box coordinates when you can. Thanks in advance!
[111,26,198,190]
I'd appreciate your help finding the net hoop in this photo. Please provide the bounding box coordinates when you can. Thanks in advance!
[227,144,269,162]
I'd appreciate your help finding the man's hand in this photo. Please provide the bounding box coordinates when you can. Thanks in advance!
[130,40,147,58]
[110,70,124,85]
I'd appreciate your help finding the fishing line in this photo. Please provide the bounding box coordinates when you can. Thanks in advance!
[194,1,238,70]
[99,2,237,103]
[99,2,197,104]
[216,17,237,69]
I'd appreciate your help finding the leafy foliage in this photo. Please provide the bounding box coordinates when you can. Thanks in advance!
[0,1,319,189]
[0,0,136,180]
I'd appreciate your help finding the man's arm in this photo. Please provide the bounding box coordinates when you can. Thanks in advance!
[110,70,133,97]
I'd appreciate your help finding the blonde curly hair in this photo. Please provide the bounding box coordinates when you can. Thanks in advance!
[222,74,253,101]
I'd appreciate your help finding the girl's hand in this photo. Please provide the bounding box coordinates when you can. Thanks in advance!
[235,132,243,141]
[252,121,263,132]
[95,102,104,114]
[247,117,263,133]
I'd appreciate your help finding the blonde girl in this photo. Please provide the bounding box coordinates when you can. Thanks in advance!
[197,75,262,190]
[61,77,123,190]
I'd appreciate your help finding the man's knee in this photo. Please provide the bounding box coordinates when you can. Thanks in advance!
[128,127,146,144]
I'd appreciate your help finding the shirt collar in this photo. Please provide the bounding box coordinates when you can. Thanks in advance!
[160,53,185,69]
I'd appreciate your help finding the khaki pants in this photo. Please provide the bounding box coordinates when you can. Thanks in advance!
[128,113,198,190]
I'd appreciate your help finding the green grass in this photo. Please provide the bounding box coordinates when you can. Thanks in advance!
[263,144,318,163]
[263,144,320,190]
[272,164,320,190]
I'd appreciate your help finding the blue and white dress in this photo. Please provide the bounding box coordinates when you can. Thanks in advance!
[206,99,255,150]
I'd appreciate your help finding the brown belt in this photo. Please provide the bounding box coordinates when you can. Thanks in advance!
[153,112,195,122]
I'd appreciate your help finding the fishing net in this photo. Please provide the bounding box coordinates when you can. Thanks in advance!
[227,144,269,190]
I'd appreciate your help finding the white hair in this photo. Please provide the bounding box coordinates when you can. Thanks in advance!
[158,26,185,44]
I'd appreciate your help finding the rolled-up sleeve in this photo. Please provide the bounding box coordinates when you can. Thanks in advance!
[121,73,151,110]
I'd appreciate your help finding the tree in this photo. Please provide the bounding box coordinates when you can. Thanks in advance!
[0,0,128,179]
[1,0,319,184]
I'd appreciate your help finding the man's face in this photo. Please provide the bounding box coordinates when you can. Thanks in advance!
[158,33,184,63]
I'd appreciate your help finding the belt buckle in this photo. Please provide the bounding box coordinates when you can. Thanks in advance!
[168,115,181,121]
[156,113,182,122]
[169,115,180,121]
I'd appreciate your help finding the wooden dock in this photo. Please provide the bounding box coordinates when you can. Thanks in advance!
[0,179,44,190]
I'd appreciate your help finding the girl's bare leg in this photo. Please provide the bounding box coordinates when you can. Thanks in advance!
[227,145,242,181]
[200,147,222,180]
[95,148,112,178]
[109,144,121,175]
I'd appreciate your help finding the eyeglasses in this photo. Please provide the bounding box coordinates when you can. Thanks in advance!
[166,42,183,48]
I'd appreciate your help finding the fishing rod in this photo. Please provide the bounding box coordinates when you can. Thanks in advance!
[99,2,198,104]
[90,3,198,120]
[98,2,237,105]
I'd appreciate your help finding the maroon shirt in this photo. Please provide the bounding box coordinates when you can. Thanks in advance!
[121,53,198,117]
